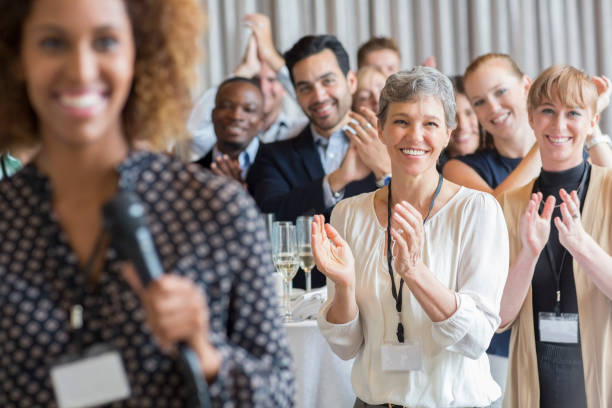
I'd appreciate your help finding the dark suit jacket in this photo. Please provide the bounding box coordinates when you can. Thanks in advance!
[247,125,377,289]
[194,150,214,169]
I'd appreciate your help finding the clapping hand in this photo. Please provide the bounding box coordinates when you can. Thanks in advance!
[211,154,247,188]
[311,214,355,289]
[554,188,587,255]
[593,75,611,115]
[389,201,425,279]
[233,34,261,78]
[520,193,555,258]
[346,108,391,179]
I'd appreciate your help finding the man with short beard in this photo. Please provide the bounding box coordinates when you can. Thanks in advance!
[247,35,391,288]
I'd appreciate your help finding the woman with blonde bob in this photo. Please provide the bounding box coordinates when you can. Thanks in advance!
[313,66,509,407]
[498,65,612,407]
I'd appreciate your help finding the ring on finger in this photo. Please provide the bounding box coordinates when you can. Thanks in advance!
[365,122,373,129]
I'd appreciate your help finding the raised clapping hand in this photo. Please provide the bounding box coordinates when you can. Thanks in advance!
[122,265,221,380]
[346,107,391,179]
[520,193,555,258]
[243,13,284,72]
[311,214,355,289]
[593,75,611,115]
[389,201,425,279]
[554,188,587,255]
[233,34,261,78]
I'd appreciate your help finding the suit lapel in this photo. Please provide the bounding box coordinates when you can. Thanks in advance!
[293,126,325,181]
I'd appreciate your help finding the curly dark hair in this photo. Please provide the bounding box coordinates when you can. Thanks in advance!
[0,0,204,152]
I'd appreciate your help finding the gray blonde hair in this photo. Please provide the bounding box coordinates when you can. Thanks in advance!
[377,66,456,129]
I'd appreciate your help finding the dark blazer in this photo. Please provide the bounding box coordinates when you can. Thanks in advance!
[194,150,213,169]
[247,125,377,289]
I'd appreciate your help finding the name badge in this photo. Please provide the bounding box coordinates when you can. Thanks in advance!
[381,343,423,371]
[538,312,579,344]
[51,346,131,408]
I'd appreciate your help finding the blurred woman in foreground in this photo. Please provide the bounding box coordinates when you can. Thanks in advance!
[0,0,294,406]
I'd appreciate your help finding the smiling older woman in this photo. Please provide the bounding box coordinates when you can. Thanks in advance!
[498,65,612,408]
[312,66,509,407]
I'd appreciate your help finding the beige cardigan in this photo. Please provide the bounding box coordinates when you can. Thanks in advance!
[498,165,612,408]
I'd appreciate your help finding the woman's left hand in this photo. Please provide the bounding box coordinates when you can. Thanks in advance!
[390,201,424,279]
[554,188,588,255]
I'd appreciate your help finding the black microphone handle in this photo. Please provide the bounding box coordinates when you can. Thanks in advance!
[103,192,212,408]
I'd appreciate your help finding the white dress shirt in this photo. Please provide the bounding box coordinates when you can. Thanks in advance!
[318,188,508,407]
[311,125,351,208]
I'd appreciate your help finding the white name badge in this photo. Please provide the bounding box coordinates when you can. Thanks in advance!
[51,347,131,408]
[381,343,423,372]
[539,312,579,344]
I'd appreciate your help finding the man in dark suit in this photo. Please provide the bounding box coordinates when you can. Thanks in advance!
[195,77,264,187]
[247,35,391,288]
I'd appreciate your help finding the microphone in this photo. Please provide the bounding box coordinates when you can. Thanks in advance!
[103,190,212,408]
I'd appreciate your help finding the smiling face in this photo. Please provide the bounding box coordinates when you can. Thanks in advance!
[292,49,356,136]
[378,96,452,177]
[464,59,530,144]
[254,61,285,125]
[529,92,596,172]
[20,0,135,150]
[362,49,401,78]
[352,67,386,114]
[448,92,480,156]
[212,80,263,156]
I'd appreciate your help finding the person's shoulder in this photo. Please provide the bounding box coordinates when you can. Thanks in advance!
[331,191,376,223]
[447,186,499,213]
[455,148,497,165]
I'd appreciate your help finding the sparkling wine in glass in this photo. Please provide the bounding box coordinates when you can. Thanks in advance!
[296,216,315,292]
[272,222,299,322]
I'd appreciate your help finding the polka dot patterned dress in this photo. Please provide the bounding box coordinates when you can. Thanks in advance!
[0,151,295,407]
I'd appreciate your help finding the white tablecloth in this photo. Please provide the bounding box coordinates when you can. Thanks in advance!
[285,319,355,408]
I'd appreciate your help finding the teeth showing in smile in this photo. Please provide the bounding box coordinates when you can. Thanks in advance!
[400,148,427,156]
[312,103,332,115]
[547,136,571,144]
[59,93,103,109]
[491,112,510,125]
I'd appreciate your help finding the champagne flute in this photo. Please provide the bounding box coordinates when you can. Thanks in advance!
[296,216,315,292]
[272,221,299,322]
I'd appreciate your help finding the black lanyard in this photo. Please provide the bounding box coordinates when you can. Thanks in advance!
[386,173,443,343]
[532,162,590,316]
[70,226,108,352]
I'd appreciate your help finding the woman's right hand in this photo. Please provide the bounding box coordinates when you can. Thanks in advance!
[520,192,555,257]
[311,214,355,289]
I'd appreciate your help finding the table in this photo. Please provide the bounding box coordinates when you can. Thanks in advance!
[285,319,355,408]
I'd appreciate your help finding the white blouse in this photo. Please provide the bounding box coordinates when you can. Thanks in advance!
[317,187,508,407]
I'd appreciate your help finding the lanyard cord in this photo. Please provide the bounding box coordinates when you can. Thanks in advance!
[386,173,443,343]
[533,162,590,316]
[70,226,108,353]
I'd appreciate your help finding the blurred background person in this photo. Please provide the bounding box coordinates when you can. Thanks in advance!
[183,13,306,161]
[356,36,401,78]
[498,65,612,408]
[194,77,264,188]
[0,0,294,406]
[314,67,508,407]
[437,75,485,170]
[352,66,386,114]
